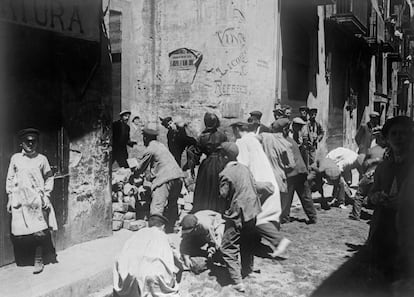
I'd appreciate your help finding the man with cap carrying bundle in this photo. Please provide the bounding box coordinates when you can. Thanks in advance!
[134,128,185,233]
[248,110,271,134]
[355,111,380,155]
[160,116,197,167]
[307,108,324,166]
[114,214,180,297]
[218,142,262,292]
[6,128,58,274]
[113,110,137,168]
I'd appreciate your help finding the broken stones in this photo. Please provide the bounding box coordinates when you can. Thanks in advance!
[123,219,147,231]
[112,220,123,231]
[113,202,129,213]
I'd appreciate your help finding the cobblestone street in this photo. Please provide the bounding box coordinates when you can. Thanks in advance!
[179,204,373,297]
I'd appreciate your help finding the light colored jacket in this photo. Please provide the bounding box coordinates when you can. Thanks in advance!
[236,133,281,225]
[258,133,295,193]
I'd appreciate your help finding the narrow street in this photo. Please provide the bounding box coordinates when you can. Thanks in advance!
[1,1,414,297]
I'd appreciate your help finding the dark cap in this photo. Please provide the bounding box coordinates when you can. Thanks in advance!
[181,214,198,233]
[309,108,318,113]
[159,116,172,128]
[299,106,309,112]
[272,118,291,133]
[148,214,169,227]
[249,111,263,120]
[18,128,40,139]
[220,142,239,160]
[142,128,158,136]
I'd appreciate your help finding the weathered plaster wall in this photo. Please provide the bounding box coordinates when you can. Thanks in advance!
[66,128,111,246]
[119,0,279,141]
[307,6,330,157]
[62,27,113,248]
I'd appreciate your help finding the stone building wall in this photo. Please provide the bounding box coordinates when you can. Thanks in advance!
[113,0,280,142]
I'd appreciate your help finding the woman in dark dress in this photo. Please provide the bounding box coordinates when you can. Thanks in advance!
[191,112,228,213]
[368,116,413,282]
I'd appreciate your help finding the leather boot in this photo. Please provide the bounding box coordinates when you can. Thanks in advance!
[33,246,44,274]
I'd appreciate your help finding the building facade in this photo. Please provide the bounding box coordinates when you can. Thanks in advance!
[109,0,282,141]
[109,0,414,152]
[281,0,414,152]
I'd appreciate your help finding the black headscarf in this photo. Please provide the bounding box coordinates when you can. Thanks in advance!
[203,112,220,132]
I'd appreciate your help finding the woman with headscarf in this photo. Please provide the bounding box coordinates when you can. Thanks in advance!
[191,112,228,213]
[395,161,414,295]
[367,116,413,282]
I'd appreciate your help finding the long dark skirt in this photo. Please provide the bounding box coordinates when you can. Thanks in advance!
[192,153,227,214]
[367,207,398,281]
[11,229,57,266]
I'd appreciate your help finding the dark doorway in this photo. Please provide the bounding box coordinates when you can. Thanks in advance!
[0,23,69,266]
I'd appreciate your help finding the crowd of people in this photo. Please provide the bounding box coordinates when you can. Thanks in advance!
[5,104,414,296]
[109,104,414,296]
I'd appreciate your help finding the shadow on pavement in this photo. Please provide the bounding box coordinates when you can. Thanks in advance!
[310,245,391,297]
[208,263,232,286]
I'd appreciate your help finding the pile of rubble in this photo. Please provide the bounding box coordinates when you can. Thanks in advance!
[111,167,194,232]
[111,168,148,231]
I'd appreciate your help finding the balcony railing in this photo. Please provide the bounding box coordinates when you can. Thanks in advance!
[331,0,369,35]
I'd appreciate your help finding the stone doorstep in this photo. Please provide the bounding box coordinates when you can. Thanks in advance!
[0,229,134,297]
[41,268,112,297]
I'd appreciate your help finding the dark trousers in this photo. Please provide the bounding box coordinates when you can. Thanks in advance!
[151,178,183,233]
[11,229,57,266]
[308,149,316,167]
[112,148,129,168]
[300,148,309,169]
[221,219,257,284]
[331,177,346,205]
[281,174,317,222]
[351,174,373,218]
[256,222,281,249]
